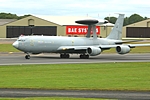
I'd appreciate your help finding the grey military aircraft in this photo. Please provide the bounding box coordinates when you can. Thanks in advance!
[13,14,150,59]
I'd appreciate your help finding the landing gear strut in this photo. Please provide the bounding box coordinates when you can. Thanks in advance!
[60,53,70,58]
[25,54,30,59]
[79,54,89,59]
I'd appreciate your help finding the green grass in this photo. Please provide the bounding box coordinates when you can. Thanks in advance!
[0,62,150,91]
[0,44,20,52]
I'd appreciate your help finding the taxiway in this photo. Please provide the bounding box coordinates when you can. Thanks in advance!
[0,89,150,99]
[0,53,150,65]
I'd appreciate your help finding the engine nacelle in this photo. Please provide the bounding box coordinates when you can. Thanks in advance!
[86,47,101,56]
[116,45,130,54]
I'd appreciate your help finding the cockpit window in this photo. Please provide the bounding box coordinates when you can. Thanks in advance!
[18,39,25,42]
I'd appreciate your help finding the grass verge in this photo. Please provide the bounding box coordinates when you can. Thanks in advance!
[0,44,19,52]
[0,62,150,91]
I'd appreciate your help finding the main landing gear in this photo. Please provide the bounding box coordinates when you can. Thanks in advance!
[60,53,89,59]
[79,54,89,59]
[25,54,30,59]
[60,53,70,58]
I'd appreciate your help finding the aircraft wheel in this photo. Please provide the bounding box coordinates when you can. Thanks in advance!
[60,54,70,58]
[80,54,89,59]
[25,55,30,59]
[85,55,89,59]
[80,55,82,59]
[66,54,70,58]
[60,54,63,58]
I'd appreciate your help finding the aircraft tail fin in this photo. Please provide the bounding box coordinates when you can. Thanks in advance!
[106,14,125,40]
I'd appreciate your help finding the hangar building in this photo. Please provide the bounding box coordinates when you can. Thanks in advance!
[0,15,114,38]
[123,19,150,38]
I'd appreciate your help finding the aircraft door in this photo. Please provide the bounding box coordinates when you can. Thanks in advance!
[30,39,34,46]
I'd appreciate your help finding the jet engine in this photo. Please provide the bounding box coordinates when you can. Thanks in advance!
[116,45,130,54]
[86,47,101,56]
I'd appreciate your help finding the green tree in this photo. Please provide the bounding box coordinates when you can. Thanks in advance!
[124,17,129,26]
[0,12,18,19]
[144,17,148,20]
[0,12,30,19]
[18,14,31,19]
[104,14,148,26]
[128,14,144,25]
[104,17,117,24]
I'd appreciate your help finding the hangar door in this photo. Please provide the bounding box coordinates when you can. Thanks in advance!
[127,27,150,38]
[7,26,57,38]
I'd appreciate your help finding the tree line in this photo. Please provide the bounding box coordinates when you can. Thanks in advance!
[105,14,148,26]
[0,12,148,26]
[0,12,30,19]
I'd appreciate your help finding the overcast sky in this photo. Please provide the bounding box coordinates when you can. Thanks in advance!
[0,0,150,19]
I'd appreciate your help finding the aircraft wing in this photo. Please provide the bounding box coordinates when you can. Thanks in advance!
[100,44,150,49]
[57,43,150,52]
[115,40,143,44]
[127,44,150,48]
[57,45,100,53]
[57,46,96,51]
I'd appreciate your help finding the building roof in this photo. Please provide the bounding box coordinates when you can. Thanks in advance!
[0,19,17,25]
[36,15,107,26]
[0,15,114,27]
[102,22,114,26]
[123,18,150,27]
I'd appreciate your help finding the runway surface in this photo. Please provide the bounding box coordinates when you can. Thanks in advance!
[0,53,150,65]
[0,53,150,99]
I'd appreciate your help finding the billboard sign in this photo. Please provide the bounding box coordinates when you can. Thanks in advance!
[66,26,100,35]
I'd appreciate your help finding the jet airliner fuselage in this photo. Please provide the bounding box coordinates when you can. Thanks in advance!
[13,36,120,59]
[13,14,150,59]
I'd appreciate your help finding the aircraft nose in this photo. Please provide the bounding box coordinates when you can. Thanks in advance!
[13,41,19,48]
